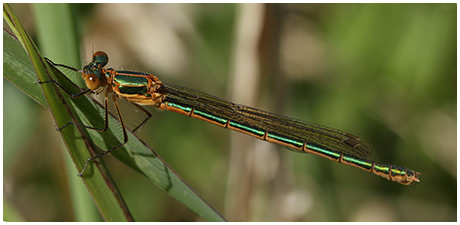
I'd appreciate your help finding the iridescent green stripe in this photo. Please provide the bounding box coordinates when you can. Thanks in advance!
[307,144,341,159]
[373,164,391,174]
[114,74,149,86]
[168,102,229,125]
[342,154,373,169]
[194,109,228,125]
[267,133,303,148]
[228,121,265,137]
[168,102,192,113]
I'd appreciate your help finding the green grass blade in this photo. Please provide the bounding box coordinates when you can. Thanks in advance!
[4,4,133,222]
[3,30,46,106]
[31,3,98,221]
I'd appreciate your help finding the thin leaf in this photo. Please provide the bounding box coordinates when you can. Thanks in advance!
[4,4,133,222]
[31,3,99,221]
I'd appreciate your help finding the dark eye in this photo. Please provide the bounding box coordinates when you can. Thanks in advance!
[84,73,101,90]
[92,51,109,68]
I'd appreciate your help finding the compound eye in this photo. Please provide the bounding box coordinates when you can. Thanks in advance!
[92,51,108,67]
[84,73,101,90]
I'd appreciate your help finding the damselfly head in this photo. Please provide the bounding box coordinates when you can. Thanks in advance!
[80,51,110,90]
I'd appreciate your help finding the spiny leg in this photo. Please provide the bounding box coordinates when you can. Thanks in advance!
[40,78,109,133]
[58,95,109,132]
[45,57,81,72]
[129,101,152,133]
[39,80,91,98]
[78,94,129,176]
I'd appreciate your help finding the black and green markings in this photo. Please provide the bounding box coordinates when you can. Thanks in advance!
[164,98,419,185]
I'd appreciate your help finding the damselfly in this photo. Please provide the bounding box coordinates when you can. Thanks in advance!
[41,51,420,185]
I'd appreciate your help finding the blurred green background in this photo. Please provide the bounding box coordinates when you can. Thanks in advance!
[3,3,456,222]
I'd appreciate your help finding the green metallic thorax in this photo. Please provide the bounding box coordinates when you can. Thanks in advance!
[112,71,151,97]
